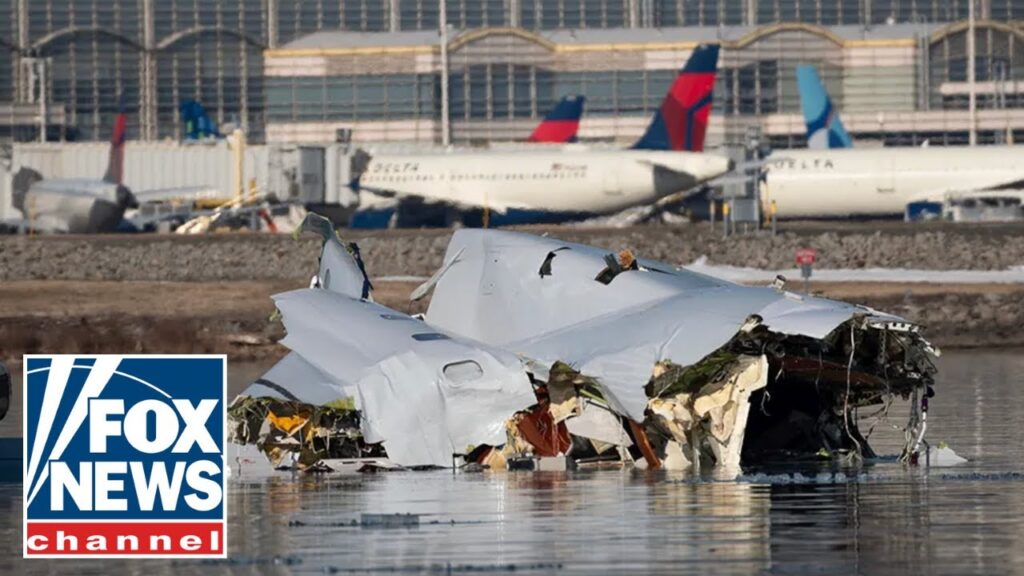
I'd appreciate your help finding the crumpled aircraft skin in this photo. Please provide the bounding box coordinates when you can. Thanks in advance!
[423,229,916,422]
[235,218,937,472]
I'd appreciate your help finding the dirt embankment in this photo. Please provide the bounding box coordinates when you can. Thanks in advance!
[2,222,1023,367]
[1,279,1021,370]
[2,221,1023,283]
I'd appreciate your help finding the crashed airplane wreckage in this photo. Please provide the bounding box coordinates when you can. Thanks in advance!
[232,214,939,475]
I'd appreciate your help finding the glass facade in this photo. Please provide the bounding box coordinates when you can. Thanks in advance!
[930,26,1024,111]
[267,74,437,121]
[277,0,390,41]
[2,0,266,142]
[652,0,745,26]
[265,59,842,125]
[1,1,1023,144]
[751,0,970,26]
[520,0,629,29]
[991,0,1024,20]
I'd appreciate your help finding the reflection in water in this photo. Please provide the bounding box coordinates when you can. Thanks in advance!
[0,350,1022,574]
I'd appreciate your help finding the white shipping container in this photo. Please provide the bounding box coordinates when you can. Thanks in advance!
[12,141,273,200]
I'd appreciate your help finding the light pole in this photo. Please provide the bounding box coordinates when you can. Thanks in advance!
[439,0,451,147]
[968,0,977,146]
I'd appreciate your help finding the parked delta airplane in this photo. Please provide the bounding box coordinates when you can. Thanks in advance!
[7,108,139,233]
[5,103,215,233]
[763,147,1024,218]
[351,44,731,227]
[528,94,586,143]
[762,67,1024,219]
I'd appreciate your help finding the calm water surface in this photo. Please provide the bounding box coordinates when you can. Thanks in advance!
[1,350,1022,575]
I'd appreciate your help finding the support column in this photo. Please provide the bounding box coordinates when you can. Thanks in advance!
[746,0,757,26]
[440,0,451,146]
[267,0,279,49]
[16,0,29,102]
[968,0,977,146]
[628,0,640,27]
[36,59,46,142]
[239,7,249,136]
[508,0,520,27]
[141,0,157,141]
[389,0,400,32]
[979,0,991,19]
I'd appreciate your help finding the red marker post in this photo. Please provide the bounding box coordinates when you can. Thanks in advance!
[795,248,817,294]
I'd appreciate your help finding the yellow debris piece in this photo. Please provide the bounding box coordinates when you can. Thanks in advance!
[267,409,311,436]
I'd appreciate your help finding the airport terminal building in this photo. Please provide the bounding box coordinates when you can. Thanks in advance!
[1,1,1024,148]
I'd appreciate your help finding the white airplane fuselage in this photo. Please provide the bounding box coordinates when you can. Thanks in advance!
[21,179,135,233]
[358,148,733,217]
[763,146,1024,218]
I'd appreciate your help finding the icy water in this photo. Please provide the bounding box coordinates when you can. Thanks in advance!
[1,350,1023,575]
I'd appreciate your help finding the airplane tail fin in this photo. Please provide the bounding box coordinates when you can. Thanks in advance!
[796,65,852,149]
[180,99,222,140]
[528,95,585,143]
[102,95,128,185]
[632,43,719,152]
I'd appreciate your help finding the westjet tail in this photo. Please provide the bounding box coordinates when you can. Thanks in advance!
[796,65,852,149]
[632,43,720,152]
[528,95,585,143]
[180,99,223,141]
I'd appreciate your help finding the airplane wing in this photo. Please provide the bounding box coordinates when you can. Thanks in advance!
[126,201,268,229]
[132,186,223,204]
[586,156,755,225]
[907,179,1024,205]
[906,186,1024,221]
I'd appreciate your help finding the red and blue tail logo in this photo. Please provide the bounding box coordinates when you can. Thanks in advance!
[528,95,585,143]
[632,44,719,152]
[103,95,128,185]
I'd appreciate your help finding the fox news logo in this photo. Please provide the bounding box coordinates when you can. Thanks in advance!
[23,355,226,558]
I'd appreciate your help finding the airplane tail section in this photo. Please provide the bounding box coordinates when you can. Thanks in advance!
[528,95,585,143]
[796,65,852,149]
[102,96,128,185]
[180,99,223,140]
[632,44,719,152]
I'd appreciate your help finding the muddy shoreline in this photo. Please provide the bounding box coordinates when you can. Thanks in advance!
[2,223,1022,366]
[1,279,1021,371]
